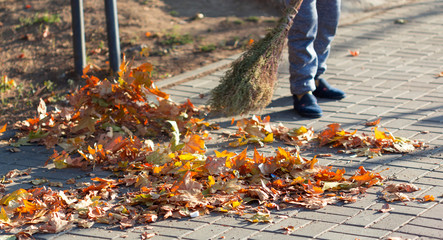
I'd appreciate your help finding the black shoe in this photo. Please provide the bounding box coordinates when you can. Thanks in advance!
[313,78,346,100]
[293,93,322,118]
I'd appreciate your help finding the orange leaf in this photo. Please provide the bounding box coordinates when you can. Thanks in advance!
[148,87,169,99]
[349,50,360,56]
[423,195,435,202]
[82,64,91,77]
[183,134,206,154]
[0,123,6,133]
[365,118,381,126]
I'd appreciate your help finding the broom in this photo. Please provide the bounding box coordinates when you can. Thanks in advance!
[209,0,303,116]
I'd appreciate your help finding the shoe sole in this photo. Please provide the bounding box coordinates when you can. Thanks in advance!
[295,110,322,118]
[313,93,346,100]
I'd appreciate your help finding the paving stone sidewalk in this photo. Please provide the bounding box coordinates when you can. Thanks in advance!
[1,0,442,239]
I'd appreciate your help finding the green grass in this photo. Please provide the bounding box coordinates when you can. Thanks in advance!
[159,33,194,47]
[199,44,217,53]
[232,19,244,25]
[169,10,179,17]
[245,16,260,23]
[20,13,60,26]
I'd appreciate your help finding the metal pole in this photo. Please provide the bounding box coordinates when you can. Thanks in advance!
[71,0,86,76]
[104,0,121,73]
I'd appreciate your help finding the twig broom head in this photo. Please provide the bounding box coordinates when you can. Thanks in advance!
[209,0,303,116]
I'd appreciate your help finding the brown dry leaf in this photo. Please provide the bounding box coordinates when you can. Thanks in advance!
[39,212,73,233]
[383,183,420,193]
[283,225,295,235]
[247,189,269,202]
[379,203,394,213]
[382,192,410,202]
[141,232,157,239]
[5,168,31,178]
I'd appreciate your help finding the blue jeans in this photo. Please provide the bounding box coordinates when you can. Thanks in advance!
[286,0,341,95]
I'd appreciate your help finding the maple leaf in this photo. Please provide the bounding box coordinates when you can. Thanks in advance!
[383,183,420,193]
[247,189,269,202]
[318,123,342,146]
[382,192,410,202]
[350,166,383,187]
[205,156,229,175]
[183,134,206,154]
[39,211,73,233]
[174,171,203,194]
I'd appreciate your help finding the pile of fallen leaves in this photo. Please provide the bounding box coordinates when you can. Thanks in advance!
[0,61,426,237]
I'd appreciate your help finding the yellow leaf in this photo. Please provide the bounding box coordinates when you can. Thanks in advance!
[208,176,215,187]
[0,189,30,207]
[263,133,274,143]
[374,127,386,140]
[232,201,242,208]
[0,207,10,223]
[291,176,305,184]
[179,153,197,161]
[295,126,308,135]
[215,150,235,158]
[153,165,164,175]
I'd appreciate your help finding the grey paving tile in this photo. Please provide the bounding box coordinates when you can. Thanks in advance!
[328,224,390,238]
[294,210,350,224]
[248,231,304,240]
[262,217,311,232]
[397,224,443,239]
[317,231,379,240]
[408,217,443,230]
[343,209,389,227]
[181,224,231,240]
[68,228,125,239]
[212,216,271,231]
[290,221,337,238]
[370,213,415,231]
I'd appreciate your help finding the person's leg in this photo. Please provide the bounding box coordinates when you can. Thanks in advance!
[287,0,317,96]
[314,0,340,77]
[287,0,322,118]
[312,0,345,100]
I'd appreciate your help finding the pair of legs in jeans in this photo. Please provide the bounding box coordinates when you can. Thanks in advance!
[287,0,345,118]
